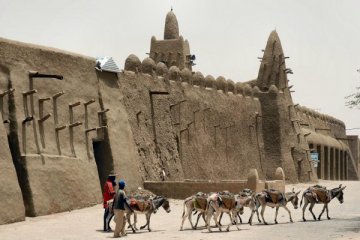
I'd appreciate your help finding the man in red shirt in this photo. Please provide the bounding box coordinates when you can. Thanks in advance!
[103,174,116,232]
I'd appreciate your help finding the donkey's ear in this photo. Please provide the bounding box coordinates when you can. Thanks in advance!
[340,186,346,191]
[292,188,295,193]
[339,184,342,188]
[296,190,301,195]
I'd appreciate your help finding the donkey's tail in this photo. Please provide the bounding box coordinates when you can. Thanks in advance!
[300,192,305,207]
[182,201,186,218]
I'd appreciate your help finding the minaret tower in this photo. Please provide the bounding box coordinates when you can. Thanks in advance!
[257,30,289,91]
[149,10,193,70]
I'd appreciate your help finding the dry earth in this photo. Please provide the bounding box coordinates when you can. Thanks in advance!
[0,180,359,240]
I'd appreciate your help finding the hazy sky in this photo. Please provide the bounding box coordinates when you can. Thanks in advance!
[1,0,359,136]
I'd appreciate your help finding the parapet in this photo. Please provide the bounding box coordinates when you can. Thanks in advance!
[169,66,180,81]
[156,62,168,76]
[180,67,191,83]
[141,57,155,75]
[252,86,261,96]
[227,79,235,93]
[268,84,279,94]
[205,75,216,89]
[243,84,253,96]
[295,104,346,129]
[216,76,227,92]
[124,54,141,72]
[235,82,244,95]
[192,71,205,87]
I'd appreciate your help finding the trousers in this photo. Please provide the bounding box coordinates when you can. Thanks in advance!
[103,208,114,231]
[113,209,126,237]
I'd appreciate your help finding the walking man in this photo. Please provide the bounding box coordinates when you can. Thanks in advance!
[113,180,132,238]
[103,174,116,231]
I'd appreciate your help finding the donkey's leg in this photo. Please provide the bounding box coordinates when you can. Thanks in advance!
[140,212,150,230]
[214,211,222,231]
[226,212,233,232]
[302,199,309,221]
[260,205,268,225]
[283,205,293,223]
[237,212,242,224]
[308,203,316,221]
[234,211,240,230]
[256,209,262,223]
[248,209,254,225]
[147,213,152,232]
[274,206,279,224]
[326,204,331,220]
[126,213,136,233]
[228,211,239,231]
[206,208,214,232]
[218,212,223,226]
[318,204,326,220]
[193,213,202,229]
[188,208,195,229]
[202,212,207,227]
[140,213,151,231]
[133,213,138,230]
[180,208,190,231]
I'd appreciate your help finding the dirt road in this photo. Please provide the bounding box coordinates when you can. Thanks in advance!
[0,180,359,240]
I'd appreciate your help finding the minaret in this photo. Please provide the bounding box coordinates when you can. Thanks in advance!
[257,30,288,91]
[149,10,193,70]
[164,11,179,39]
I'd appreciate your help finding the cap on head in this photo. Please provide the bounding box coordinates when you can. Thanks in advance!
[107,173,116,181]
[119,180,126,190]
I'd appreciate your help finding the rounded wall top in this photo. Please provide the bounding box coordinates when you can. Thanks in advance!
[141,57,155,75]
[244,84,253,96]
[180,68,191,83]
[205,75,216,88]
[274,167,285,181]
[164,11,179,40]
[227,79,235,93]
[253,86,261,95]
[156,62,168,76]
[169,66,180,81]
[235,82,244,95]
[124,54,141,72]
[192,71,205,87]
[268,84,279,94]
[216,76,227,92]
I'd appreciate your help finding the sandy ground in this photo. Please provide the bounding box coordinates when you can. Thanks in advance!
[0,180,359,240]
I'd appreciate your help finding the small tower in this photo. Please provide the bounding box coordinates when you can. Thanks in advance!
[149,10,193,70]
[257,30,288,91]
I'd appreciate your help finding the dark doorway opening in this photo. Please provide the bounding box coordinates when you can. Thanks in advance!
[92,140,113,193]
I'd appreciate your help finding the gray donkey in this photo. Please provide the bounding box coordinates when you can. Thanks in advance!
[255,188,301,224]
[125,195,171,232]
[301,184,346,221]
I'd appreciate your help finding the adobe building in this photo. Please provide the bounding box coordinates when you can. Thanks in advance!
[0,10,358,224]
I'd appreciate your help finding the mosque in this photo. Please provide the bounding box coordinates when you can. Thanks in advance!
[0,10,358,224]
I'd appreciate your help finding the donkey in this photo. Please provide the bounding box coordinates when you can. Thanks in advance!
[205,192,242,232]
[301,184,346,221]
[238,188,261,225]
[180,192,208,231]
[125,195,171,232]
[255,188,301,224]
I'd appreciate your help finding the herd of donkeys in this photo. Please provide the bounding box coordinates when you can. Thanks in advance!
[113,184,346,233]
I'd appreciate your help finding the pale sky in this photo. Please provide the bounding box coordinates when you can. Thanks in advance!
[1,0,359,136]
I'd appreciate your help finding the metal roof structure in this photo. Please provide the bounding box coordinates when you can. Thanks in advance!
[95,56,120,73]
